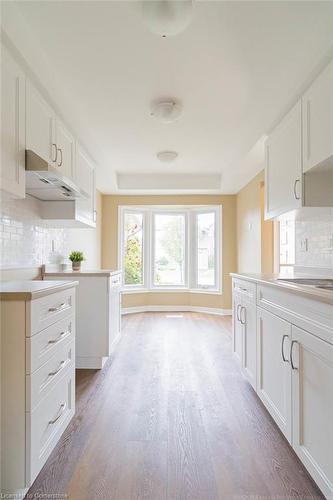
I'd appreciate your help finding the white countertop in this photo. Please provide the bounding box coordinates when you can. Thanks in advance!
[43,269,121,277]
[231,272,333,305]
[0,280,79,300]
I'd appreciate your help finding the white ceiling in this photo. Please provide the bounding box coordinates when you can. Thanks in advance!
[2,1,333,194]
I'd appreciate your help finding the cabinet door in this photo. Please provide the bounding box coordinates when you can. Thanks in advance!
[108,286,121,354]
[1,46,25,198]
[75,144,96,226]
[302,59,333,173]
[232,292,243,365]
[257,308,292,441]
[26,80,56,164]
[265,100,302,219]
[55,119,75,180]
[241,299,257,390]
[291,326,333,498]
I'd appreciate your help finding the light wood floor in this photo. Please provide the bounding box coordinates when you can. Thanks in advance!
[27,312,323,500]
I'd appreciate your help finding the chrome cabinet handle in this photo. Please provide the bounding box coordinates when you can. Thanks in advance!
[49,403,67,425]
[57,148,63,167]
[293,179,301,200]
[290,340,298,370]
[281,334,289,363]
[48,360,65,377]
[48,330,69,344]
[240,306,246,325]
[48,302,66,313]
[51,143,57,162]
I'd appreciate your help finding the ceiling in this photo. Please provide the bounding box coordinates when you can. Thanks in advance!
[2,1,333,194]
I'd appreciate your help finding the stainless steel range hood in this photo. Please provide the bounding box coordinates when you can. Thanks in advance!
[25,150,88,201]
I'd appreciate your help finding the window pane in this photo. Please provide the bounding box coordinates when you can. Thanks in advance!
[197,212,215,287]
[154,214,185,286]
[124,212,143,286]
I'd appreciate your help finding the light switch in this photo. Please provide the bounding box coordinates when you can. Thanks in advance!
[300,238,308,252]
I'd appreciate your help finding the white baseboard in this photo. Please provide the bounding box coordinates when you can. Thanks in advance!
[122,305,232,316]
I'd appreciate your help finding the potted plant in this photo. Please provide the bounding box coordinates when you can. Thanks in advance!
[69,251,85,271]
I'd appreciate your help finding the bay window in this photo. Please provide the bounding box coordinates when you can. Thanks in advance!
[119,206,221,292]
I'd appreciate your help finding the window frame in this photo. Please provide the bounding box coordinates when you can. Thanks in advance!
[118,205,222,294]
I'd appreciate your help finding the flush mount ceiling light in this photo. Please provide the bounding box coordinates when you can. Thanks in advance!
[150,100,182,123]
[142,0,193,38]
[157,151,178,163]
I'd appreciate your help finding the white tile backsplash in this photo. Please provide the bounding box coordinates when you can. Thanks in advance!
[0,192,68,268]
[295,219,333,269]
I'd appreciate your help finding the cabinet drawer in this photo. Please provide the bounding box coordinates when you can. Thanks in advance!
[28,287,75,336]
[257,284,333,344]
[26,340,74,411]
[26,365,75,484]
[26,315,75,374]
[233,278,257,303]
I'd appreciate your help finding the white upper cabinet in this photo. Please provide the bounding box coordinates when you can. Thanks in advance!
[265,101,302,219]
[75,143,96,227]
[26,79,56,165]
[302,59,333,173]
[55,118,75,180]
[1,45,26,198]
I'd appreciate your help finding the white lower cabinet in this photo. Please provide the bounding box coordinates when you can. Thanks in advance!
[1,285,77,494]
[257,308,292,442]
[291,325,333,497]
[232,276,333,498]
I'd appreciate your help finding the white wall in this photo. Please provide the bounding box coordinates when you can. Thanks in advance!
[0,191,102,277]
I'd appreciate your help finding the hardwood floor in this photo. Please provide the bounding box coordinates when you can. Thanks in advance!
[27,312,323,500]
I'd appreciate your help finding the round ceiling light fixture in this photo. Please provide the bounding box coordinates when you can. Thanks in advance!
[142,0,193,38]
[150,100,182,123]
[157,151,178,163]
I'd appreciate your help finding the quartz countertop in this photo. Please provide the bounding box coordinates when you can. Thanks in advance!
[0,280,79,300]
[43,269,121,277]
[230,272,333,305]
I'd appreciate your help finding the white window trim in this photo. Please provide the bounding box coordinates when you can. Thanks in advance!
[118,205,222,294]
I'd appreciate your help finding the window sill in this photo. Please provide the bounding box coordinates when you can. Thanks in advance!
[122,288,222,295]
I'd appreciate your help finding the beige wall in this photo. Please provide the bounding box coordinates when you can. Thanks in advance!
[102,194,237,310]
[236,171,274,274]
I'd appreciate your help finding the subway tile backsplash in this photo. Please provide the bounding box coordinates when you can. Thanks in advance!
[0,192,67,268]
[295,219,333,269]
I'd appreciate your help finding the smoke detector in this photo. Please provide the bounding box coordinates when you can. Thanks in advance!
[150,100,182,123]
[142,0,193,38]
[157,151,178,163]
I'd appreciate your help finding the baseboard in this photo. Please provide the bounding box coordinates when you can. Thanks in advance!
[122,305,232,316]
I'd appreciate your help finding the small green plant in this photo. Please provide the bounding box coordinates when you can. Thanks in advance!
[69,251,85,263]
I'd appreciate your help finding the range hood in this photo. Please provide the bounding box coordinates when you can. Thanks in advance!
[25,150,88,201]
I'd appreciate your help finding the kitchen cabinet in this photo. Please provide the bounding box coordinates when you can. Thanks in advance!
[265,100,302,219]
[1,283,76,493]
[26,79,56,165]
[232,279,257,390]
[1,45,26,198]
[55,118,75,180]
[75,143,96,226]
[302,59,333,173]
[291,325,333,498]
[44,271,122,369]
[256,307,292,442]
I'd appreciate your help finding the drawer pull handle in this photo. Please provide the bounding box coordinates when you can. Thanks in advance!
[290,340,298,370]
[240,306,246,325]
[48,330,69,344]
[49,403,67,425]
[48,360,65,377]
[281,334,289,363]
[48,302,67,313]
